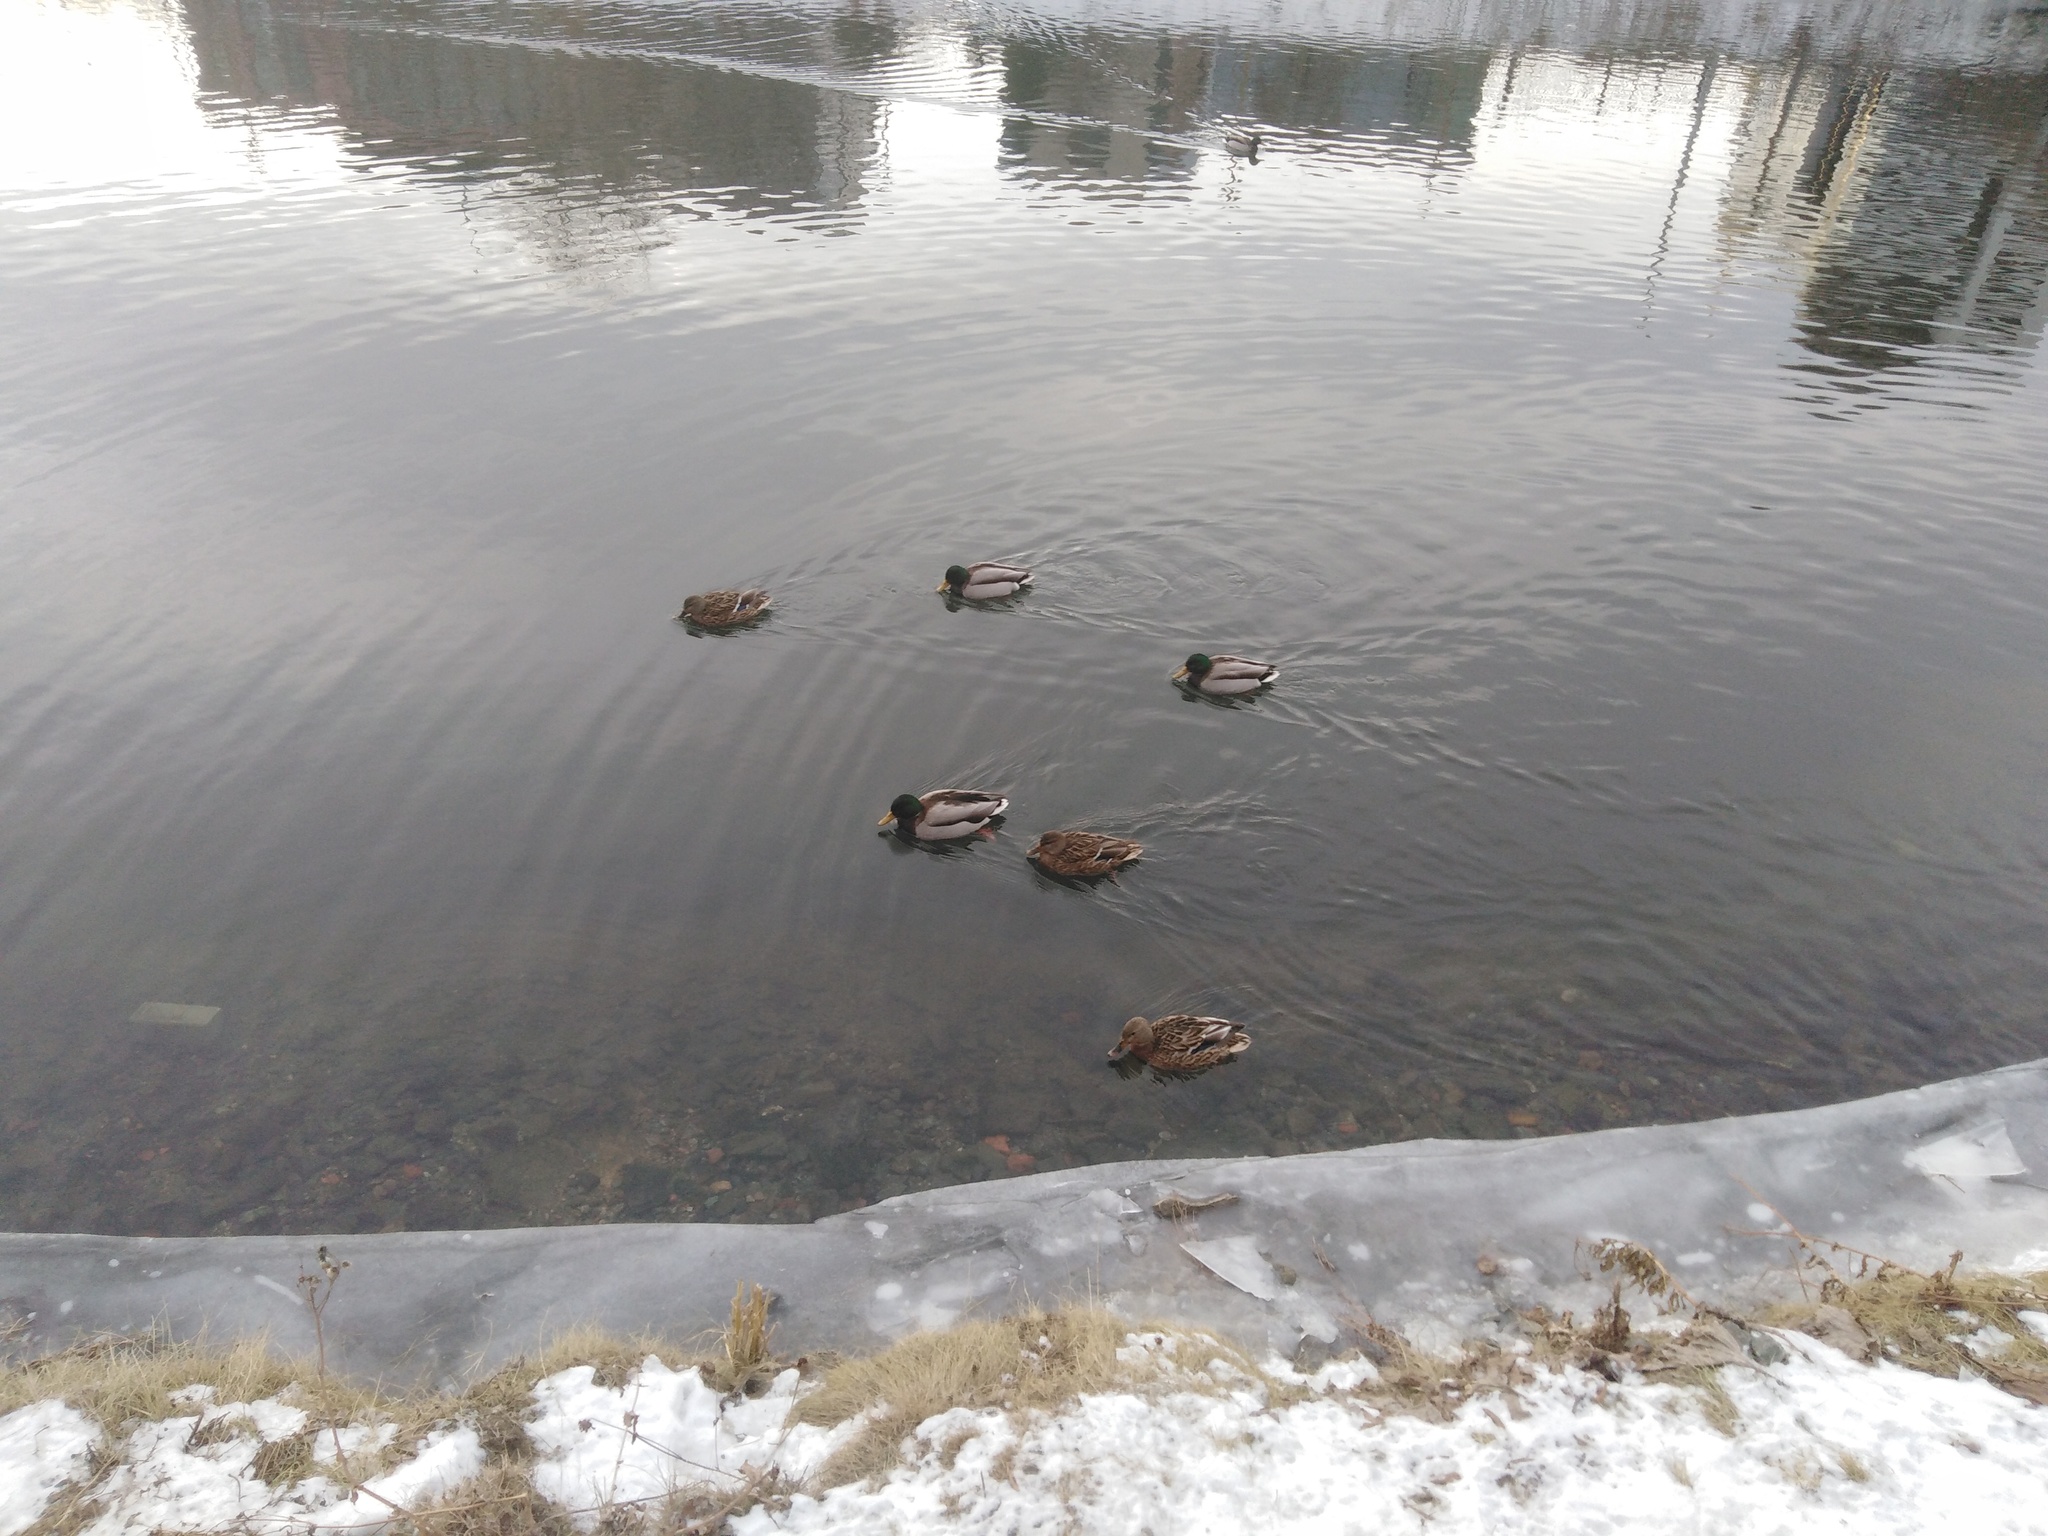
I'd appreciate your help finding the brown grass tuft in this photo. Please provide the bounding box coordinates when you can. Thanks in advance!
[706,1283,776,1395]
[1761,1263,2048,1402]
[793,1307,1276,1488]
[0,1327,377,1435]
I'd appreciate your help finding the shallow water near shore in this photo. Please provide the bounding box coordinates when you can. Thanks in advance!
[2,0,2047,1237]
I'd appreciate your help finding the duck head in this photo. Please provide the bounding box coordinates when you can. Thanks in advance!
[938,565,973,595]
[1173,653,1214,683]
[878,793,926,832]
[1107,1016,1155,1061]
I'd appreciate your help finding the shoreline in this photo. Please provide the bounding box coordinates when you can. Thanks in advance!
[3,1058,2044,1383]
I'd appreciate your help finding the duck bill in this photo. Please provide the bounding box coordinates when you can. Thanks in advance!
[1106,1045,1129,1062]
[877,812,898,827]
[1170,666,1189,681]
[934,581,953,594]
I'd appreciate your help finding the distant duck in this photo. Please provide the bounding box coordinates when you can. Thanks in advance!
[1108,1015,1251,1081]
[879,789,1010,841]
[676,589,771,629]
[1027,830,1143,881]
[1173,653,1279,695]
[1225,130,1262,160]
[939,562,1033,600]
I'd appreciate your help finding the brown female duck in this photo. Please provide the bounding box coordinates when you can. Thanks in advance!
[1027,830,1142,880]
[677,589,772,629]
[1107,1015,1251,1081]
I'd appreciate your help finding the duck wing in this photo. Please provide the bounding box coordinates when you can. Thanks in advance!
[956,562,1033,599]
[1152,1015,1241,1050]
[919,790,1009,827]
[1205,656,1278,682]
[966,562,1033,585]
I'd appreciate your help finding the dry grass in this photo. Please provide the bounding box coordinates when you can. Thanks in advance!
[1587,1221,2048,1409]
[1761,1262,2048,1402]
[0,1325,378,1435]
[0,1303,790,1536]
[792,1306,1281,1488]
[9,1233,2047,1529]
[403,1462,579,1536]
[704,1283,776,1395]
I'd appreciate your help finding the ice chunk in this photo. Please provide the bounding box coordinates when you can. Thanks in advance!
[1903,1118,2027,1181]
[1181,1237,1281,1301]
[129,1002,220,1027]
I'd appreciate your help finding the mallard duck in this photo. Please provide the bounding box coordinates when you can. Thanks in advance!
[1173,653,1278,695]
[1225,130,1262,160]
[1027,830,1142,880]
[879,789,1010,841]
[677,589,771,628]
[1108,1015,1251,1081]
[938,562,1033,600]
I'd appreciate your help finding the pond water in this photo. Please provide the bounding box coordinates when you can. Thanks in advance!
[2,0,2047,1237]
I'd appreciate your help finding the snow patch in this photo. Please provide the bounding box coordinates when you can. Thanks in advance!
[0,1401,97,1536]
[526,1361,846,1529]
[0,1394,483,1536]
[735,1342,2048,1535]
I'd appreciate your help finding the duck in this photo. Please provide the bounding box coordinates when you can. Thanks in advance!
[677,589,771,629]
[1108,1015,1251,1081]
[1225,130,1262,160]
[879,789,1010,841]
[1027,830,1143,880]
[938,562,1033,600]
[1173,653,1278,695]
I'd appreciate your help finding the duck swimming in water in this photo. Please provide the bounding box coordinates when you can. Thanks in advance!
[938,562,1033,600]
[878,789,1010,841]
[1172,653,1278,695]
[1108,1015,1251,1081]
[676,589,771,629]
[1027,830,1143,880]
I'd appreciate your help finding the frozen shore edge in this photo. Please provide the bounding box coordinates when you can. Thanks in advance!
[3,1059,2045,1384]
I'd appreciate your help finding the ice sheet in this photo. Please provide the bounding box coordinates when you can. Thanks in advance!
[3,1058,2045,1381]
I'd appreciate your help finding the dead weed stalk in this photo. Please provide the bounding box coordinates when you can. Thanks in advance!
[1728,1188,2048,1404]
[297,1246,350,1380]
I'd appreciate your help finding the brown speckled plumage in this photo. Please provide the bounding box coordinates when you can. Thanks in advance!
[677,589,772,629]
[1028,830,1143,880]
[1107,1014,1251,1083]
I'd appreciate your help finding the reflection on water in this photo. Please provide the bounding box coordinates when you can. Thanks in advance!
[1697,33,2048,398]
[170,0,2048,392]
[1,0,2047,1237]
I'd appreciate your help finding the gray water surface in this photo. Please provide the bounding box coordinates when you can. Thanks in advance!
[2,0,2047,1237]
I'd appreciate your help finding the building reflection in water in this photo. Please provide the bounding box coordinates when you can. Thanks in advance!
[171,0,2048,397]
[1717,33,2048,400]
[180,0,887,274]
